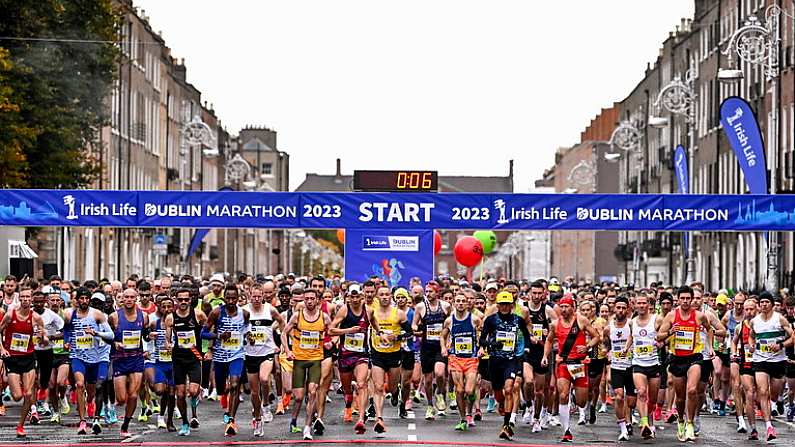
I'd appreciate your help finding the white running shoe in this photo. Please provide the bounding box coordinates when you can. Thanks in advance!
[303,425,313,440]
[549,415,561,427]
[262,408,273,423]
[540,412,550,429]
[532,420,542,433]
[253,419,263,437]
[618,431,629,441]
[522,408,533,424]
[598,402,608,413]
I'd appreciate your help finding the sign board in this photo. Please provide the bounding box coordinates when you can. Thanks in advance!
[345,230,433,288]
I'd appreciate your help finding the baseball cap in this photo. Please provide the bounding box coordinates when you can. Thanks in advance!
[90,292,107,302]
[485,283,499,291]
[496,291,514,304]
[348,284,362,295]
[394,287,409,299]
[715,293,729,305]
[42,285,58,295]
[209,273,225,286]
[548,284,561,293]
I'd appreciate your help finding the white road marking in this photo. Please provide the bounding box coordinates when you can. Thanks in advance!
[407,411,416,419]
[408,434,418,441]
[408,423,416,430]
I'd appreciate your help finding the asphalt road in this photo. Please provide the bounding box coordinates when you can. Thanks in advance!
[0,390,794,446]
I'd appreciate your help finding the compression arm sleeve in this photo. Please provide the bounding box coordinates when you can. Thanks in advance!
[201,326,217,340]
[96,322,115,342]
[399,319,413,339]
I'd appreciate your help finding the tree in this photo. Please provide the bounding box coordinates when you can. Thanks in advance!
[0,0,118,188]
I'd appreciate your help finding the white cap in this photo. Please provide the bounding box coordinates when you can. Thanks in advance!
[91,292,107,302]
[42,285,57,295]
[210,273,225,286]
[348,284,361,295]
[485,282,499,291]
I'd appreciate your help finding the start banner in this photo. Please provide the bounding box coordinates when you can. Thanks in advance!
[0,189,794,231]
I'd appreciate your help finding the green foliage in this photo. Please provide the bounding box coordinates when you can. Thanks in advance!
[0,0,119,188]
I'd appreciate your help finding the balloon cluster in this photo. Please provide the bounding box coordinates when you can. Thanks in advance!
[452,230,496,267]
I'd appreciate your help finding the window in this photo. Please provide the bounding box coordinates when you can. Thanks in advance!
[261,163,273,175]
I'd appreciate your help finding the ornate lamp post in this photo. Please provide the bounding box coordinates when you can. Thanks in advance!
[649,70,697,284]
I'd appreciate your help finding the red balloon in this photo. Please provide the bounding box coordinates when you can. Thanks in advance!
[336,229,345,243]
[454,236,484,267]
[433,231,442,255]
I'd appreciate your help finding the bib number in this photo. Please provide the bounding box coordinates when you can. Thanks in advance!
[75,332,93,350]
[343,332,365,353]
[158,350,172,362]
[221,332,242,350]
[674,329,695,351]
[122,330,141,350]
[532,324,544,339]
[377,330,394,350]
[299,330,320,350]
[758,339,777,354]
[250,327,269,346]
[53,339,65,351]
[496,331,516,352]
[454,336,473,355]
[426,324,442,341]
[634,344,654,356]
[10,333,30,352]
[566,363,585,380]
[177,331,196,349]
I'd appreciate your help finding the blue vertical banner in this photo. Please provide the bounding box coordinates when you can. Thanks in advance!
[674,145,689,194]
[344,229,433,288]
[720,96,768,194]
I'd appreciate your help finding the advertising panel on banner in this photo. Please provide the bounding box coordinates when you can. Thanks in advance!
[2,189,795,231]
[344,230,433,288]
[720,96,768,194]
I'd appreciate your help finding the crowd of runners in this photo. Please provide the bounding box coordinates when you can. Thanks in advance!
[0,272,794,443]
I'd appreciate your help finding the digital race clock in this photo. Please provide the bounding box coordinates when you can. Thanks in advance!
[353,170,438,192]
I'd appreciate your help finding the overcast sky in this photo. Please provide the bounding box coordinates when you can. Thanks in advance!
[136,0,694,192]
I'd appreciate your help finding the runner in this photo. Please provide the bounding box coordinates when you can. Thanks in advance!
[730,297,760,440]
[0,287,47,437]
[369,285,411,435]
[603,296,635,441]
[31,289,63,422]
[785,296,795,422]
[522,280,556,432]
[109,288,150,438]
[243,282,285,436]
[202,284,250,436]
[440,292,482,431]
[656,285,713,442]
[149,296,176,431]
[164,287,207,436]
[413,283,452,419]
[542,293,601,443]
[46,288,70,423]
[723,291,749,432]
[396,287,418,419]
[329,283,372,433]
[64,287,114,435]
[626,292,663,439]
[749,291,795,441]
[281,288,331,440]
[580,299,607,426]
[480,291,530,440]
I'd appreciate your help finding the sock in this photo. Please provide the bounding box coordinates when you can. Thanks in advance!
[344,394,353,407]
[618,419,627,433]
[503,411,510,425]
[291,417,297,426]
[559,404,570,432]
[509,412,517,424]
[578,405,586,418]
[122,416,131,431]
[766,420,773,429]
[640,416,648,426]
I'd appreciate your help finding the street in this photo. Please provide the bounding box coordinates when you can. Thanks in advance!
[0,391,793,447]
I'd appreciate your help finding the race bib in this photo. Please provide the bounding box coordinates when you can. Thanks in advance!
[454,336,473,355]
[32,335,41,346]
[566,363,585,380]
[53,339,65,350]
[343,332,365,352]
[634,344,654,357]
[10,333,30,352]
[377,330,394,349]
[426,324,442,341]
[532,324,544,339]
[177,331,196,349]
[299,330,320,350]
[221,331,242,350]
[757,339,776,354]
[75,332,93,350]
[122,330,141,349]
[674,329,695,351]
[158,349,172,362]
[250,327,269,346]
[612,346,628,359]
[744,346,753,363]
[496,330,516,352]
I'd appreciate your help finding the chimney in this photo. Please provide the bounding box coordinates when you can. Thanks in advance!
[508,159,514,179]
[335,158,341,177]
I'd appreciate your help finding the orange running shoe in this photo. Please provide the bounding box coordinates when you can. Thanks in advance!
[343,407,353,423]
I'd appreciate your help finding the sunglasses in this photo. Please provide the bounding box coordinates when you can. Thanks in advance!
[177,298,191,302]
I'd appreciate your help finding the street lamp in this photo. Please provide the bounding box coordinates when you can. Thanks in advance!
[180,113,216,273]
[649,70,697,284]
[719,5,790,292]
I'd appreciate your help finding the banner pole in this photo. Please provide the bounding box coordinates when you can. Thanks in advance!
[479,256,485,282]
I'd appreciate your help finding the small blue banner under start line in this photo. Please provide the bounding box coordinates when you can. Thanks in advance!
[0,189,793,231]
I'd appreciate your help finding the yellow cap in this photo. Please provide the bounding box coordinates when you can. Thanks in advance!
[496,291,514,304]
[394,287,409,299]
[716,293,729,305]
[548,284,561,293]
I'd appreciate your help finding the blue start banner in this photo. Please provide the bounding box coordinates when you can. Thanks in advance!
[720,96,768,195]
[344,230,433,288]
[674,145,689,194]
[2,189,795,231]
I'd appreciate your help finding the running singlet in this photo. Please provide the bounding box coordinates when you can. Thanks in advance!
[669,308,701,356]
[339,305,368,355]
[172,309,202,361]
[153,317,171,362]
[527,303,548,352]
[631,315,659,367]
[738,320,753,369]
[421,300,446,350]
[449,313,477,358]
[608,320,631,370]
[751,311,787,363]
[555,318,587,363]
[4,309,34,356]
[212,306,246,363]
[112,309,145,360]
[483,312,522,360]
[245,303,277,357]
[372,307,401,353]
[67,310,101,362]
[291,310,324,361]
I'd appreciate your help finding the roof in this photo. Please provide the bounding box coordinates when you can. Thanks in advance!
[296,174,513,193]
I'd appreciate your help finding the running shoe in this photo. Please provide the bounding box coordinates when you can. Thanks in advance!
[426,405,436,420]
[92,418,102,435]
[618,431,629,441]
[411,390,421,404]
[263,407,273,423]
[253,419,263,437]
[391,391,400,407]
[666,408,678,424]
[157,415,167,429]
[486,397,496,413]
[399,404,409,419]
[561,429,573,442]
[454,420,467,431]
[290,420,301,433]
[448,392,457,410]
[498,425,512,440]
[224,421,237,436]
[467,415,475,428]
[693,416,701,436]
[120,429,132,438]
[589,404,597,424]
[641,424,653,439]
[223,412,231,424]
[313,417,325,436]
[16,425,25,437]
[354,419,366,434]
[435,393,447,412]
[61,398,70,415]
[275,401,285,415]
[190,417,200,428]
[88,402,97,418]
[344,407,353,423]
[676,422,686,442]
[506,422,515,437]
[29,410,40,425]
[549,415,561,426]
[748,428,759,440]
[788,404,795,423]
[303,425,313,440]
[532,420,541,433]
[737,417,748,433]
[178,424,190,436]
[653,405,662,421]
[474,409,482,421]
[374,417,386,434]
[522,407,532,424]
[767,426,777,442]
[685,422,696,442]
[78,420,88,435]
[50,412,61,424]
[577,410,587,425]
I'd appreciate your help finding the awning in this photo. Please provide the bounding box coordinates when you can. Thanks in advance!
[8,240,38,259]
